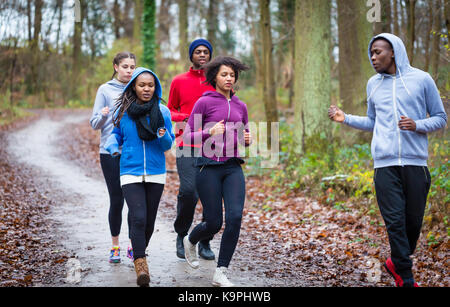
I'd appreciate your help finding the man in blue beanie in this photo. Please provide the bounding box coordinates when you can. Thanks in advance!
[188,38,213,63]
[168,38,216,261]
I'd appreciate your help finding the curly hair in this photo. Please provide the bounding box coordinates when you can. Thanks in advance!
[203,56,250,88]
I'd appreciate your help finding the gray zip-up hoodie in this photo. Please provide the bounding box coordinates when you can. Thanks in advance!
[344,33,447,168]
[90,79,126,154]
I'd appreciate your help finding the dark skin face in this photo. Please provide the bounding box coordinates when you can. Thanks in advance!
[133,73,155,103]
[191,45,211,70]
[370,39,396,75]
[132,73,166,136]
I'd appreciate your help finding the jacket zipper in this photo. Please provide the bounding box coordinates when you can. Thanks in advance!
[392,76,402,166]
[218,98,232,162]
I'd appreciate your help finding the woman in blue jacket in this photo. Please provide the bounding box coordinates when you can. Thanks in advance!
[105,67,175,287]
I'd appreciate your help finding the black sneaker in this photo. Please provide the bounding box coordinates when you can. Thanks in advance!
[198,241,215,260]
[176,235,185,259]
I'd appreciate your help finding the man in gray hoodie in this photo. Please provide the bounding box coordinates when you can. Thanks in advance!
[329,33,447,287]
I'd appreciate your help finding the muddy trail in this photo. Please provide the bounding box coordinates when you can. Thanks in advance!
[1,109,448,287]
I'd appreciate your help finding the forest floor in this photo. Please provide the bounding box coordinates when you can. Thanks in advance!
[0,109,448,287]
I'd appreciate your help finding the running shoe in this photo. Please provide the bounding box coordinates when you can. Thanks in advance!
[109,246,121,263]
[127,245,134,261]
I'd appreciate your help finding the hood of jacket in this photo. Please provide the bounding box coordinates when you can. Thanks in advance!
[124,67,163,103]
[368,33,412,77]
[105,78,127,90]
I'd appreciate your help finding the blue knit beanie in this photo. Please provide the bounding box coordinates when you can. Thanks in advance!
[188,38,213,62]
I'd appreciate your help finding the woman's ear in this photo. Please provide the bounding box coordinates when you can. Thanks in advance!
[113,64,119,73]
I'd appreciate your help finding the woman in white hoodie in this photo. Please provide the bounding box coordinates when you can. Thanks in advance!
[90,52,136,263]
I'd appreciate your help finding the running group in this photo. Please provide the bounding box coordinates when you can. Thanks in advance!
[90,35,447,287]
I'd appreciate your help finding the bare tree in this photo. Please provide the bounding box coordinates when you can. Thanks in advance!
[431,0,442,79]
[405,0,416,64]
[259,0,279,147]
[178,0,189,69]
[207,0,218,49]
[338,0,373,111]
[294,0,332,154]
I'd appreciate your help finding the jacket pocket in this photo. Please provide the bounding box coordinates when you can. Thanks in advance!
[372,130,396,160]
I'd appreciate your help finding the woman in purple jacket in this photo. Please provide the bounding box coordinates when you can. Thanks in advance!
[182,56,252,287]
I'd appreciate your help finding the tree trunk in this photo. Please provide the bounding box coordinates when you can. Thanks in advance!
[123,0,134,39]
[156,0,171,75]
[445,0,450,36]
[393,0,400,36]
[26,0,32,44]
[113,0,121,39]
[207,0,218,49]
[294,0,331,154]
[338,0,373,112]
[133,0,143,43]
[278,0,295,109]
[405,0,416,64]
[259,0,279,148]
[72,0,86,100]
[142,0,156,70]
[55,0,63,52]
[431,0,442,79]
[374,0,392,34]
[29,0,43,94]
[424,1,433,72]
[178,0,189,69]
[244,0,263,106]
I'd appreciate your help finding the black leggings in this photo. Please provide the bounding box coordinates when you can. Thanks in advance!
[122,182,164,260]
[100,154,129,238]
[189,161,245,267]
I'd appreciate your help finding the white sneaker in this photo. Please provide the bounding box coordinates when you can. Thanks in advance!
[183,236,199,269]
[212,267,234,287]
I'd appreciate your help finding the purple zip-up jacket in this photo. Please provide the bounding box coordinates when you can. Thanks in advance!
[184,91,250,162]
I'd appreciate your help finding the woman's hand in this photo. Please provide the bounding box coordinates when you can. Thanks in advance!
[158,128,166,137]
[398,116,416,131]
[209,120,225,136]
[101,106,110,116]
[328,105,345,123]
[244,131,252,145]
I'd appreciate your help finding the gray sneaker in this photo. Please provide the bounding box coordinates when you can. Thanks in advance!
[212,267,234,287]
[183,236,199,269]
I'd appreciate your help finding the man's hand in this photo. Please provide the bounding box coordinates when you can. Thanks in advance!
[398,116,416,131]
[328,105,345,123]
